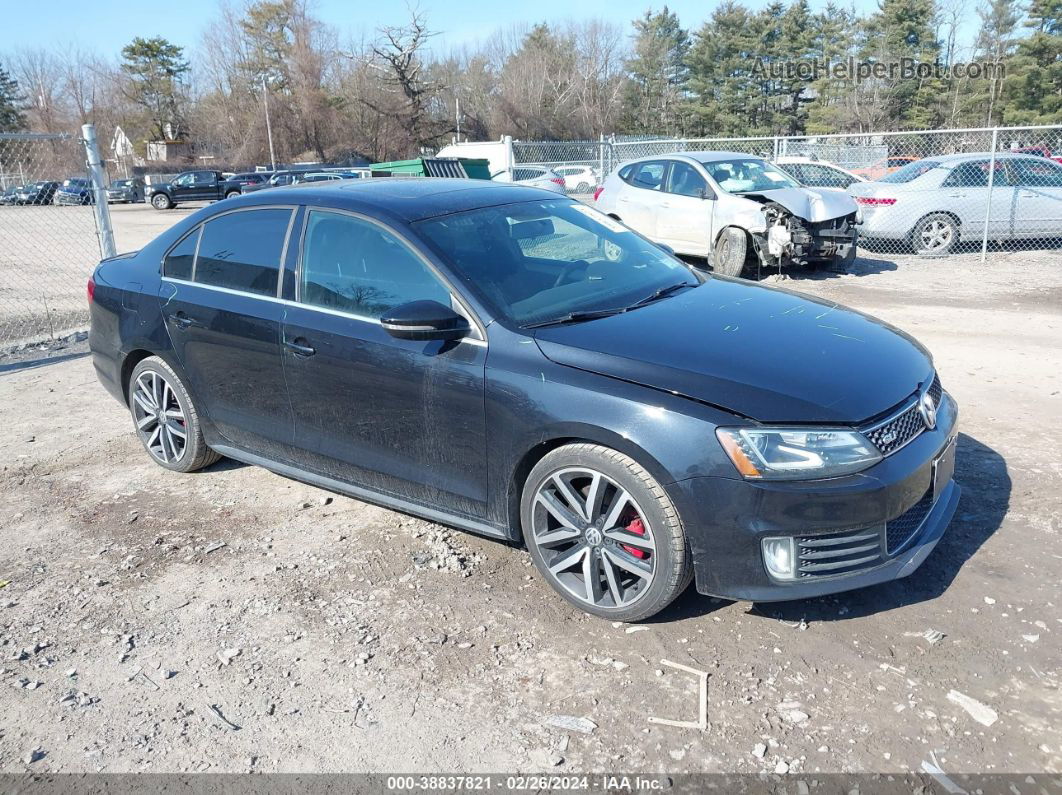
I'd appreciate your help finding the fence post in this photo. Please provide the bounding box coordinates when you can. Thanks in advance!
[503,135,514,182]
[980,127,999,264]
[82,124,117,260]
[598,133,605,180]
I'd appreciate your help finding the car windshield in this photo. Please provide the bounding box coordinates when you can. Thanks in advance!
[414,199,698,327]
[879,160,940,183]
[111,180,131,187]
[702,158,799,193]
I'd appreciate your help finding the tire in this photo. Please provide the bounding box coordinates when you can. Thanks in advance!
[712,227,748,277]
[576,182,590,193]
[128,356,220,473]
[151,193,173,210]
[521,443,693,622]
[225,190,241,200]
[912,213,959,255]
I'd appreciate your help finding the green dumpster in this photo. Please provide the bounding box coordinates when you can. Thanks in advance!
[369,157,491,180]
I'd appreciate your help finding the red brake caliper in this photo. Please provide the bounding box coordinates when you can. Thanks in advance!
[622,515,648,559]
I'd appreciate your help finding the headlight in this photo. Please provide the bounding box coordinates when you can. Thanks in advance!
[716,427,881,480]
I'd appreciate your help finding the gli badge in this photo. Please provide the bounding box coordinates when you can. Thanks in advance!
[919,390,938,430]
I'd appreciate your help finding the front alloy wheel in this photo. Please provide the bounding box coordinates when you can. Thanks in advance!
[521,443,693,621]
[913,214,958,255]
[531,467,657,610]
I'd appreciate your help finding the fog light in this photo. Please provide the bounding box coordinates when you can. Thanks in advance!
[762,537,797,580]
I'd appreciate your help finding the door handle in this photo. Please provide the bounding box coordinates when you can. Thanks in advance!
[284,338,316,357]
[172,311,195,329]
[946,192,965,198]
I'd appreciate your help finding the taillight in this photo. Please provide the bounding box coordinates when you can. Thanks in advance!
[87,277,96,303]
[854,197,897,206]
[550,177,564,186]
[593,186,604,201]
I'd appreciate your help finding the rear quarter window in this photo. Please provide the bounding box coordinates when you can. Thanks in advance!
[194,208,293,296]
[163,228,200,281]
[879,160,940,183]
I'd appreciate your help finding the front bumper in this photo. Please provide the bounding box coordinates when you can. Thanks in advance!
[671,393,960,602]
[55,193,86,205]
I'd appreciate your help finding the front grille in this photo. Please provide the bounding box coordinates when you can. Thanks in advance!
[865,374,943,456]
[796,528,884,579]
[886,488,934,554]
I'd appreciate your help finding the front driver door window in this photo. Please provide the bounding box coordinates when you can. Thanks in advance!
[282,210,488,517]
[658,161,713,255]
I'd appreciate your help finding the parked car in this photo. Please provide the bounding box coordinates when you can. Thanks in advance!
[595,152,859,275]
[774,157,866,191]
[106,178,144,204]
[851,156,919,181]
[55,178,95,205]
[292,171,362,184]
[148,170,246,210]
[493,165,566,194]
[847,152,1062,255]
[1,185,24,205]
[16,180,60,205]
[229,172,274,194]
[1012,145,1062,164]
[554,165,600,193]
[89,178,959,621]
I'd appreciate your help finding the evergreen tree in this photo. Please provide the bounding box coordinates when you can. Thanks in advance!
[620,7,690,135]
[685,2,765,134]
[973,0,1024,123]
[120,36,190,140]
[806,3,860,132]
[0,62,26,132]
[997,0,1062,123]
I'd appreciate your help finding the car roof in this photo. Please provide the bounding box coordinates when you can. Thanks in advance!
[926,152,1039,164]
[234,177,562,222]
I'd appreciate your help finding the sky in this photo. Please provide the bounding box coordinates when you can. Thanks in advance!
[0,0,980,61]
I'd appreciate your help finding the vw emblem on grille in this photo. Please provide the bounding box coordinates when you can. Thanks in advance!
[919,391,938,430]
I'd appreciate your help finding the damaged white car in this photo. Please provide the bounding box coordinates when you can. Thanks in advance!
[594,152,859,277]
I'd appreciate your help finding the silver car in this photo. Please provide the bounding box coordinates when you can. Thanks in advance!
[493,165,566,194]
[595,152,859,275]
[847,153,1062,255]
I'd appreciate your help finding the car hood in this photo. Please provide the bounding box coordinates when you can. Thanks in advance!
[741,187,857,221]
[532,277,933,423]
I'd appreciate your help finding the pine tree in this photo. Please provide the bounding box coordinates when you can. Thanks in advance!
[620,7,690,135]
[0,61,26,132]
[973,0,1024,123]
[120,36,190,140]
[997,0,1062,123]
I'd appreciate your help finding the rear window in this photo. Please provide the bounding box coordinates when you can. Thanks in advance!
[879,160,940,183]
[194,208,293,296]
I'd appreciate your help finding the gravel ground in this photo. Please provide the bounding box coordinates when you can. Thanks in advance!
[0,220,1060,777]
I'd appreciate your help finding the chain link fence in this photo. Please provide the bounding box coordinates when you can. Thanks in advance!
[0,130,112,357]
[514,124,1062,265]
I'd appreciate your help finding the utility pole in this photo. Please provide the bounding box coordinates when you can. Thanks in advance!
[455,97,461,142]
[262,75,277,171]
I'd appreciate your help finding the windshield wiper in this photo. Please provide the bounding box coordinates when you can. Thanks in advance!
[523,307,628,329]
[628,281,696,309]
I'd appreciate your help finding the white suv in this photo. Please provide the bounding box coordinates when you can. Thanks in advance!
[594,152,859,276]
[553,165,600,194]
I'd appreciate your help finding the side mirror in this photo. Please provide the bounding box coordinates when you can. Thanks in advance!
[699,187,715,200]
[381,300,471,342]
[656,242,676,256]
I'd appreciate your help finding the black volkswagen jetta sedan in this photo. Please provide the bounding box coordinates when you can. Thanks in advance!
[89,179,960,621]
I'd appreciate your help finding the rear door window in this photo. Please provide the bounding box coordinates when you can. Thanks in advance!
[629,161,667,191]
[194,208,293,296]
[163,227,200,281]
[1010,157,1062,187]
[941,161,1010,188]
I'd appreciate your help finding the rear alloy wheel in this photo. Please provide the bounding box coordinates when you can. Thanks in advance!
[576,181,590,193]
[912,213,959,255]
[521,443,693,621]
[225,190,241,200]
[151,193,173,210]
[129,357,219,473]
[713,227,748,277]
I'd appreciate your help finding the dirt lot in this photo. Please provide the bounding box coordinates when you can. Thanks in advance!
[0,216,1061,777]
